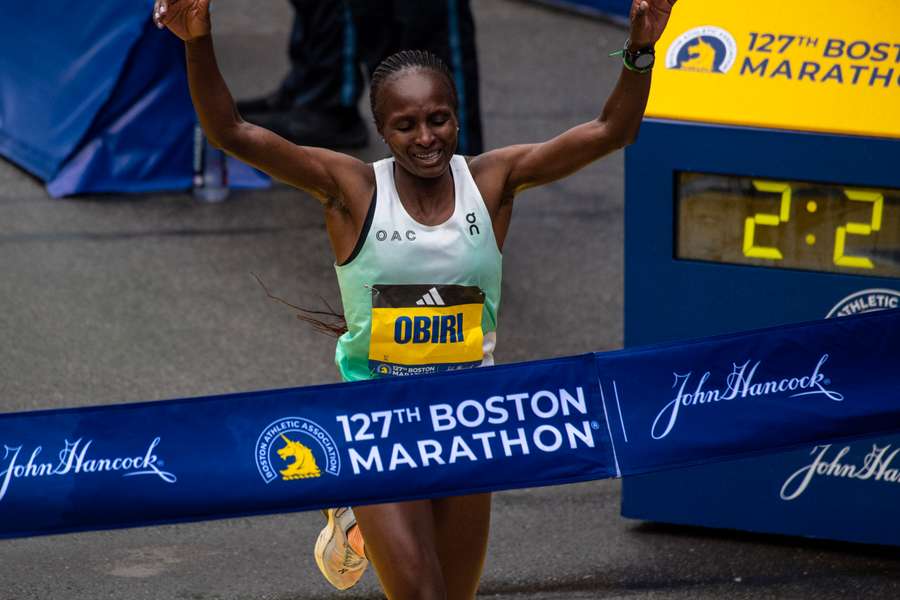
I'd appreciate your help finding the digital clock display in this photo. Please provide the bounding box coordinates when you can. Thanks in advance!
[676,173,900,279]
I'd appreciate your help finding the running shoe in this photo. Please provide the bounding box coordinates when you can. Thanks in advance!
[314,507,368,590]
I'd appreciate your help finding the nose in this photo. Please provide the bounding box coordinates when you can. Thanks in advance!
[414,123,435,147]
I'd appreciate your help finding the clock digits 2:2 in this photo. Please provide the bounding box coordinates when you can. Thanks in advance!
[743,179,884,270]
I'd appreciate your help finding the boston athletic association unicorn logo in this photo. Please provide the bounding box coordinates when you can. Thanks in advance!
[255,417,341,484]
[665,26,737,74]
[277,434,321,480]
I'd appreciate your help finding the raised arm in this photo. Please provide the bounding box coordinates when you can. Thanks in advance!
[152,0,372,208]
[471,0,676,206]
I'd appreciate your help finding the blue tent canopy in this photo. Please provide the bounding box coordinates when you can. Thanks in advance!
[0,1,266,197]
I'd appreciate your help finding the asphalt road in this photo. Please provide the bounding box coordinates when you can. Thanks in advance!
[2,1,900,599]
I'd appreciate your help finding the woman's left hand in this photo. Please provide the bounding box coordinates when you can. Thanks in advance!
[628,0,677,48]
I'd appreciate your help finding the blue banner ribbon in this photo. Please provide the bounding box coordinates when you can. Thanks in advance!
[1,310,898,539]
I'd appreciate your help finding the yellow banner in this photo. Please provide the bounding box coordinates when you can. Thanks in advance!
[369,304,484,366]
[647,0,900,139]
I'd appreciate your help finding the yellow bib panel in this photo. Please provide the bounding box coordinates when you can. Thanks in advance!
[368,284,485,377]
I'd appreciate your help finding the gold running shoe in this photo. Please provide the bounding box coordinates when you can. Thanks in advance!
[314,507,368,590]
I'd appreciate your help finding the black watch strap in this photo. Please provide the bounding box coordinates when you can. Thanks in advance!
[610,40,655,73]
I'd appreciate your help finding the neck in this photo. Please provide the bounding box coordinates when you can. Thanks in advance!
[393,162,455,224]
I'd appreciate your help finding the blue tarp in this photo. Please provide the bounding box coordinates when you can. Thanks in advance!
[0,1,267,197]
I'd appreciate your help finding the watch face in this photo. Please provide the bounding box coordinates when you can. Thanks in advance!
[634,53,655,69]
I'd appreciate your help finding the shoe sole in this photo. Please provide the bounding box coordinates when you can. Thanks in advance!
[315,508,368,591]
[316,508,362,591]
[314,509,337,586]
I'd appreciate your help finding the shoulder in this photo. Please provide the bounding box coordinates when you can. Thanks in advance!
[466,146,534,211]
[313,151,376,224]
[331,150,377,191]
[335,152,377,202]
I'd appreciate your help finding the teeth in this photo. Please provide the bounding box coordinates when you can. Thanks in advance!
[414,150,441,161]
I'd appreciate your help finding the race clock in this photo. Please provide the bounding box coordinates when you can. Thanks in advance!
[621,0,900,547]
[677,173,900,279]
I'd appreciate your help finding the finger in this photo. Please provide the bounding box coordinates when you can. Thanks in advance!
[157,0,170,27]
[153,0,163,28]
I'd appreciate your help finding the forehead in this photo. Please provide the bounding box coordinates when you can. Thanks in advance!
[379,69,454,117]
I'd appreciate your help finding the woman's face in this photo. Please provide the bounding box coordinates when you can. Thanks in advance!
[377,70,459,180]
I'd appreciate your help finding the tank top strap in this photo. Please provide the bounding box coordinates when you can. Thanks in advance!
[371,158,396,227]
[449,155,491,223]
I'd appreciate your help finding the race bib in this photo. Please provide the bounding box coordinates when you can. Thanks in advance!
[369,284,485,377]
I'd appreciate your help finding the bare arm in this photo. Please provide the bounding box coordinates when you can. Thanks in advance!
[471,0,676,208]
[153,0,372,208]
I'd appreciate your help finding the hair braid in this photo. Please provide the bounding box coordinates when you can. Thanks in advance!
[369,50,458,129]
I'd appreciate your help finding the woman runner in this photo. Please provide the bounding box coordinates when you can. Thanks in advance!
[154,1,676,598]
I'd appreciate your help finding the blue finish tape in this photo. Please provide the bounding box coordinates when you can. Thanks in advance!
[1,310,898,539]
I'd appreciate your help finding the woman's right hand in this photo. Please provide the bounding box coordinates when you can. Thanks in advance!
[153,0,212,41]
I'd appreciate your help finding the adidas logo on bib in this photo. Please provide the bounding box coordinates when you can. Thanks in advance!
[416,287,446,306]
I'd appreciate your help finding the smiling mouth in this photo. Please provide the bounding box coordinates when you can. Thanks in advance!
[412,149,442,163]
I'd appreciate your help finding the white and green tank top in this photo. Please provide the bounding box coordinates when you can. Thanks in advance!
[334,155,502,381]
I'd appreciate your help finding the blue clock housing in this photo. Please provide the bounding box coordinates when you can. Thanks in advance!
[622,119,900,546]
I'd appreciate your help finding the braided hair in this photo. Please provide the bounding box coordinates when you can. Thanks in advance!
[369,50,459,130]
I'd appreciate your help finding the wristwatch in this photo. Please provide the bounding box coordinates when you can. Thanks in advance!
[610,40,655,73]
